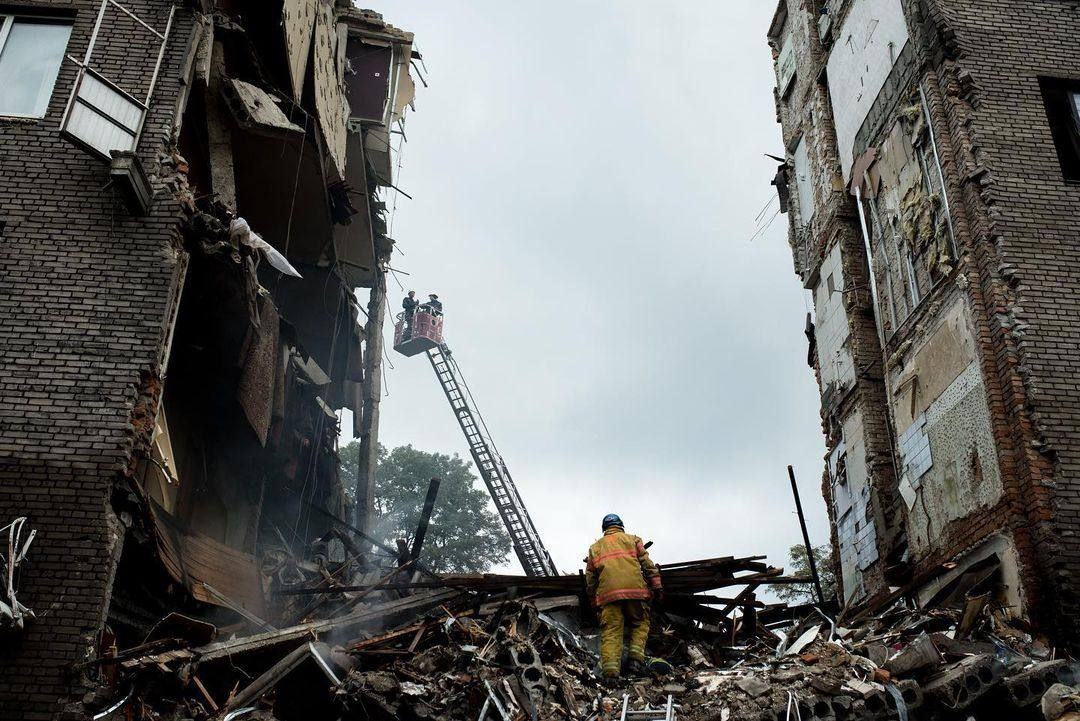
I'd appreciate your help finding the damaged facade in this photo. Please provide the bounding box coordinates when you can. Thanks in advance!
[0,1,416,717]
[768,0,1080,647]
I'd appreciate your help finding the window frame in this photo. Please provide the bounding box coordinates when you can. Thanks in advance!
[58,0,174,160]
[1039,76,1080,184]
[0,13,73,119]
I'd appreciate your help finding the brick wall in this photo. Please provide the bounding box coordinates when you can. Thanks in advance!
[773,0,1080,634]
[771,0,903,604]
[906,0,1080,645]
[0,2,192,717]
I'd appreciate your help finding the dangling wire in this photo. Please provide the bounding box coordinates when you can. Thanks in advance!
[1,517,36,630]
[786,691,803,721]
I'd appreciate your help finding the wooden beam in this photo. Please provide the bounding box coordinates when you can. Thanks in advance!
[354,277,386,534]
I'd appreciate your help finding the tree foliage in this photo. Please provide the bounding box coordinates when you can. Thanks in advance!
[774,544,838,603]
[339,442,511,573]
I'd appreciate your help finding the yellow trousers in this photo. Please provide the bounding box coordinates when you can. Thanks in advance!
[599,600,650,677]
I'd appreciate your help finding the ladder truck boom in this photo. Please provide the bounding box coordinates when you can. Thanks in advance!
[427,345,557,577]
[391,308,557,577]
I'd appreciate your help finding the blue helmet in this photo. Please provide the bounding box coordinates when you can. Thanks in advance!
[601,514,624,531]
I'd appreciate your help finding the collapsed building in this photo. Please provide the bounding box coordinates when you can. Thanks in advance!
[9,0,1080,717]
[767,0,1080,649]
[0,0,417,717]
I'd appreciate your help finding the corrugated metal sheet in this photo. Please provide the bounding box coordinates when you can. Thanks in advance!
[150,501,267,617]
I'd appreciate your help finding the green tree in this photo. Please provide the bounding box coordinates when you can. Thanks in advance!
[339,442,511,573]
[774,544,838,603]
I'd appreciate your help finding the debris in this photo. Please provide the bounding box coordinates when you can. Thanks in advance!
[1043,683,1080,721]
[782,623,821,656]
[884,631,942,676]
[0,517,35,630]
[230,217,302,278]
[736,675,770,697]
[65,543,1080,721]
[222,78,305,138]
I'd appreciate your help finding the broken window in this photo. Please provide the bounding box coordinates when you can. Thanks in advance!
[0,15,72,118]
[1040,77,1080,183]
[864,99,957,336]
[835,451,848,487]
[345,38,395,124]
[60,0,173,159]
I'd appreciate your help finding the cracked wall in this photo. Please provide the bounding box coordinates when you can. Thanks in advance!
[771,0,901,606]
[826,0,911,181]
[889,297,1003,559]
[814,244,856,394]
[0,2,417,716]
[904,0,1080,645]
[831,408,880,604]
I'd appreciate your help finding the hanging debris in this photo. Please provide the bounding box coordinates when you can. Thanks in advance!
[0,517,35,631]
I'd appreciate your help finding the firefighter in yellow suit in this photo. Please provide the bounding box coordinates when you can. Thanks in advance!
[584,514,662,679]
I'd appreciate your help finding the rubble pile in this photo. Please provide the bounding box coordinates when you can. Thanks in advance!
[66,546,1080,721]
[650,596,1080,721]
[337,599,601,720]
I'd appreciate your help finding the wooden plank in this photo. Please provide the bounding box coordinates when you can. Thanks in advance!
[192,676,219,712]
[194,588,463,663]
[149,501,266,617]
[720,584,761,619]
[407,625,426,653]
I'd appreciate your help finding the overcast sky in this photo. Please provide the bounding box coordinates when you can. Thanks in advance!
[358,1,828,581]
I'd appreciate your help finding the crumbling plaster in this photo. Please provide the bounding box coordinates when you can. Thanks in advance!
[775,0,1080,636]
[870,115,930,334]
[832,408,880,604]
[889,296,1003,558]
[907,0,1080,645]
[773,0,901,605]
[814,243,857,393]
[826,0,911,181]
[793,136,816,228]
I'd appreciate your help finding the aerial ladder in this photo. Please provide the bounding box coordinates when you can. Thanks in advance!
[392,308,558,577]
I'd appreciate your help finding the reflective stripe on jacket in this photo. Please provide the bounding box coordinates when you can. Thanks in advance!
[584,528,662,607]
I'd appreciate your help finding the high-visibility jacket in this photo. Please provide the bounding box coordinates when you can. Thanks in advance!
[584,528,662,606]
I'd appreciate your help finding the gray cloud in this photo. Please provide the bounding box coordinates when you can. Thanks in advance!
[363,0,829,583]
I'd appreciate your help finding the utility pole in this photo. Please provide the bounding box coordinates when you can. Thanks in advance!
[354,274,386,534]
[788,464,825,605]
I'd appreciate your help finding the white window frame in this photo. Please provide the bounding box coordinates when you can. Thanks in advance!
[777,35,796,97]
[0,14,73,119]
[59,0,174,159]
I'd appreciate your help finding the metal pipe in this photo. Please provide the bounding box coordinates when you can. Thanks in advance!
[854,185,886,349]
[787,465,825,605]
[919,82,957,258]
